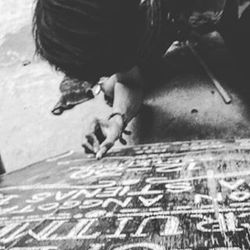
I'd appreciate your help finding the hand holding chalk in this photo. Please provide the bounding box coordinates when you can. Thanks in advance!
[82,116,125,159]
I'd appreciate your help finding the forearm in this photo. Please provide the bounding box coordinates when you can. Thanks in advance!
[111,66,144,126]
[82,66,144,159]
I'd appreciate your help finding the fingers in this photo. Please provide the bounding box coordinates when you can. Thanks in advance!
[82,139,95,154]
[104,94,114,107]
[94,121,106,144]
[82,117,131,158]
[82,118,105,154]
[82,132,101,153]
[119,130,131,144]
[96,140,114,160]
[86,134,100,153]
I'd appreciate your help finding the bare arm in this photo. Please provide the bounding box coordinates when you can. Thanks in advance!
[82,66,144,158]
[112,66,144,124]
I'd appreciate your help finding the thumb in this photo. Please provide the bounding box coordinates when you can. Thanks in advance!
[96,140,114,160]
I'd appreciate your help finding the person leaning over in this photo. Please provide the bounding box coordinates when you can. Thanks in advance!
[33,0,238,158]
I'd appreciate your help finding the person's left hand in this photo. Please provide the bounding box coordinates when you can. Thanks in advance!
[82,116,125,159]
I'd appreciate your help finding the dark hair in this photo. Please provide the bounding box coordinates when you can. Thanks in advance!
[33,0,139,81]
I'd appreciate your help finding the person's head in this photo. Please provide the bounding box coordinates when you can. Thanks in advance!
[33,0,140,82]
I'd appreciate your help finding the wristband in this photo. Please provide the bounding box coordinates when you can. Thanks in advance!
[108,112,127,130]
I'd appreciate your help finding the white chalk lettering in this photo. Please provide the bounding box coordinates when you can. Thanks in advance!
[53,219,88,240]
[55,190,78,201]
[26,193,53,204]
[46,150,74,162]
[0,206,19,215]
[210,248,240,250]
[194,193,223,204]
[17,205,35,214]
[113,242,165,250]
[230,202,250,208]
[225,212,238,231]
[88,244,104,250]
[97,187,123,198]
[106,217,133,239]
[85,210,106,219]
[218,213,227,232]
[156,163,184,173]
[119,186,130,196]
[165,182,192,193]
[229,191,250,202]
[84,180,117,189]
[38,203,59,212]
[95,168,123,178]
[0,223,21,240]
[0,194,19,206]
[80,199,103,209]
[219,179,245,190]
[132,216,182,237]
[187,162,199,171]
[146,177,175,185]
[139,195,163,207]
[176,205,192,210]
[58,159,83,165]
[10,247,58,250]
[126,167,151,172]
[102,198,132,209]
[163,216,183,236]
[77,219,100,239]
[70,168,95,179]
[120,208,140,214]
[197,213,240,233]
[71,189,102,199]
[241,223,250,230]
[197,217,216,233]
[128,185,162,196]
[29,221,65,241]
[121,179,140,186]
[238,211,250,218]
[0,223,30,244]
[60,200,81,210]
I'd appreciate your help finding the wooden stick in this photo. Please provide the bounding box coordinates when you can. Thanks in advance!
[187,42,232,104]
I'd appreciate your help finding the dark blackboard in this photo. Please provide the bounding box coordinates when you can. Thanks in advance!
[1,139,250,250]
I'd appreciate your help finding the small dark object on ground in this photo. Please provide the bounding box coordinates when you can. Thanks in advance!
[22,60,31,66]
[191,109,198,114]
[0,154,6,175]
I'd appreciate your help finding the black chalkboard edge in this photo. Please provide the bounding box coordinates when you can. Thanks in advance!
[108,138,237,153]
[2,150,76,176]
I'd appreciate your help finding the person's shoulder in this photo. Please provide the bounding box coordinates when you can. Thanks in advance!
[116,66,144,87]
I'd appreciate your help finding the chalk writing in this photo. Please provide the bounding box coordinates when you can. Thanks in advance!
[2,139,250,249]
[113,243,165,250]
[10,247,58,250]
[46,151,74,162]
